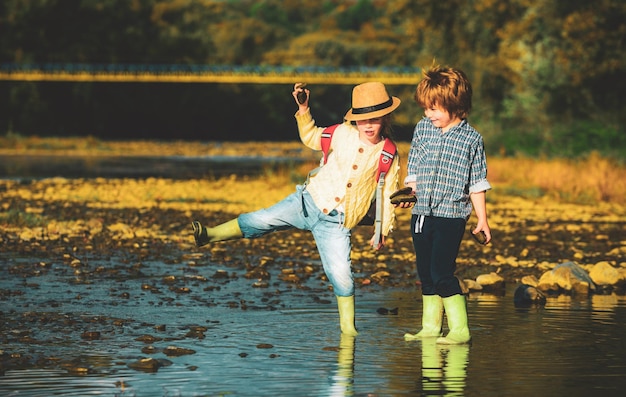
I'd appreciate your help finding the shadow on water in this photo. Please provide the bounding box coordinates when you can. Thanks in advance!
[1,254,626,397]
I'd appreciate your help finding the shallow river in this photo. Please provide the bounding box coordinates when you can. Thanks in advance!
[1,255,625,397]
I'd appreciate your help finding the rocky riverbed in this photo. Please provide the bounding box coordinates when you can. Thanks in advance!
[1,153,626,377]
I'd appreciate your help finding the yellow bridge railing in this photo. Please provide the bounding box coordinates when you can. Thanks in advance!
[0,63,422,85]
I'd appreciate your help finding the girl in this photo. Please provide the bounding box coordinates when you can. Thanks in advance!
[192,82,401,336]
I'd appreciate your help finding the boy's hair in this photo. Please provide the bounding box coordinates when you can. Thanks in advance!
[414,65,472,119]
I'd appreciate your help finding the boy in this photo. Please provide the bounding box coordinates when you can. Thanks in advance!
[400,65,491,344]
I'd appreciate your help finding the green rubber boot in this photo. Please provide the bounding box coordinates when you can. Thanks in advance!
[404,294,444,340]
[437,294,471,345]
[192,219,243,247]
[336,295,358,336]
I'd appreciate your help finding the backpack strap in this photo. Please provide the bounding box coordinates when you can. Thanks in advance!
[302,124,339,218]
[321,124,339,165]
[373,138,397,246]
[375,138,397,181]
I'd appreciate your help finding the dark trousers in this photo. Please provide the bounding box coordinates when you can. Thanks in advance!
[411,215,466,297]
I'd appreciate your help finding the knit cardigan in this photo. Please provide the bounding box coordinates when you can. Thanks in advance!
[295,109,399,234]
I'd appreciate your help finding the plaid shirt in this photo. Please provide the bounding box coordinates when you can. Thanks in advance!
[406,117,491,219]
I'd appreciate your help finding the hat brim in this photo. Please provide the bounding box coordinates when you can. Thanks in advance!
[344,96,401,121]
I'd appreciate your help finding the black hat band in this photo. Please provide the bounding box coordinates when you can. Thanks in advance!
[351,97,393,115]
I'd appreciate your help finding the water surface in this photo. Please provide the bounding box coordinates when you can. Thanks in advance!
[2,256,625,396]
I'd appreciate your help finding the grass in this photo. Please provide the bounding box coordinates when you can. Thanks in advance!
[485,152,626,204]
[0,208,45,227]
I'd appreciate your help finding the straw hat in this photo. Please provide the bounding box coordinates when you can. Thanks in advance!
[344,82,401,121]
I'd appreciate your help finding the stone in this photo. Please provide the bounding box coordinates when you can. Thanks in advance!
[589,261,621,286]
[514,284,546,307]
[537,261,594,294]
[475,272,505,291]
[520,275,539,287]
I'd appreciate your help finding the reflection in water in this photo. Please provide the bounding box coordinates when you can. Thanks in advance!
[420,338,469,396]
[328,334,356,396]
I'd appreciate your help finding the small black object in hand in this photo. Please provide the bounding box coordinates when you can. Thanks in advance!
[469,224,488,245]
[390,187,416,205]
[296,83,308,104]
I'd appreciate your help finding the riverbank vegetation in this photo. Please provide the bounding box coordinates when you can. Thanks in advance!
[1,136,625,206]
[1,1,624,159]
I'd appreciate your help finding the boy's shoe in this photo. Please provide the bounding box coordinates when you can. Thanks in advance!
[192,221,209,247]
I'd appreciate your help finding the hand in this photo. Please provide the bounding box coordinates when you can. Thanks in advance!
[393,201,415,209]
[471,222,492,245]
[293,83,309,109]
[390,186,416,208]
[370,234,385,250]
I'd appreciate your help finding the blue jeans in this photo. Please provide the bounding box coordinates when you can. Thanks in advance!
[411,215,465,297]
[238,185,354,296]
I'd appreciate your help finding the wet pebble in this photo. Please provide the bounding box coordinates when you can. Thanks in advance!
[514,284,547,307]
[185,325,207,339]
[80,331,101,340]
[245,267,270,279]
[128,357,166,372]
[135,334,163,343]
[162,275,176,284]
[141,345,159,354]
[169,286,191,293]
[376,307,399,315]
[65,365,91,374]
[163,346,196,356]
[280,273,300,283]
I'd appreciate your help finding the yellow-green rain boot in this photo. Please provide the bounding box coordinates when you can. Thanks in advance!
[192,219,243,247]
[404,295,444,340]
[336,295,358,336]
[437,294,471,345]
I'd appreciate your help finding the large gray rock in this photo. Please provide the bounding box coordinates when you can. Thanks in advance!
[537,261,595,294]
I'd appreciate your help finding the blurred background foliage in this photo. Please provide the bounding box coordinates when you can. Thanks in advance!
[0,0,624,159]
